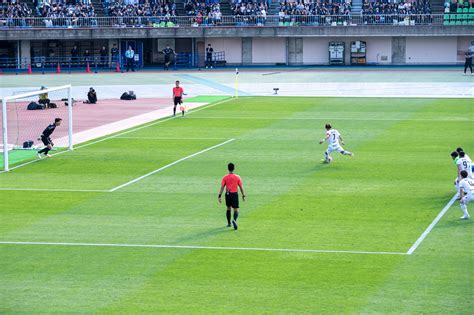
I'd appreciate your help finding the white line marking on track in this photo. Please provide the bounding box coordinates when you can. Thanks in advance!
[0,188,108,193]
[1,98,235,174]
[406,194,458,255]
[109,138,235,192]
[0,241,407,255]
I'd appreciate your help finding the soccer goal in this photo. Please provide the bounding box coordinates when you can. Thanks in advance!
[1,85,73,172]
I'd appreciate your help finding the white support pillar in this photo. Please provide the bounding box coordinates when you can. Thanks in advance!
[2,98,9,172]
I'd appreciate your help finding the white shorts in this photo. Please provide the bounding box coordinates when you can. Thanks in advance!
[327,144,344,154]
[461,195,474,204]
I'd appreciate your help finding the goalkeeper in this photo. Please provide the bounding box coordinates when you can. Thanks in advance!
[37,118,62,158]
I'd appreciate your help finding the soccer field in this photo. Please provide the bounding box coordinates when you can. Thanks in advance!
[0,96,472,313]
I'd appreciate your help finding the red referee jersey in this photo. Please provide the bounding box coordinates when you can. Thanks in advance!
[173,87,183,97]
[221,173,242,193]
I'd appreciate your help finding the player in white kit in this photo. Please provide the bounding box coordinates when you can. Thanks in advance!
[319,123,353,163]
[459,170,474,220]
[457,151,472,179]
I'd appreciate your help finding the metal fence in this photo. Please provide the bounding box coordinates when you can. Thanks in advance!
[0,51,227,72]
[0,14,465,29]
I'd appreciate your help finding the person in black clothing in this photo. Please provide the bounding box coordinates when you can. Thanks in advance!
[205,43,214,68]
[464,52,472,75]
[111,43,119,67]
[99,46,108,67]
[162,45,175,70]
[84,87,97,104]
[71,45,79,67]
[37,118,62,158]
[83,49,91,65]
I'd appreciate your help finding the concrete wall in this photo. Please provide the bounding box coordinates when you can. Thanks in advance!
[302,37,392,65]
[456,36,474,62]
[206,38,242,64]
[252,38,286,64]
[405,37,458,64]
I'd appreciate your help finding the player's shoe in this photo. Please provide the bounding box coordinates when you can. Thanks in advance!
[227,223,231,227]
[232,220,238,230]
[46,154,52,158]
[37,153,43,159]
[460,215,470,220]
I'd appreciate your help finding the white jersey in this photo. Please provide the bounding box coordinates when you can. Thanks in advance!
[326,129,341,147]
[460,177,474,198]
[457,156,473,178]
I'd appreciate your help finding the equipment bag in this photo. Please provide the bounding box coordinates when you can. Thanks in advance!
[23,140,34,148]
[27,102,44,110]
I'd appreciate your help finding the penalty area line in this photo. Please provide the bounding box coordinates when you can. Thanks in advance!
[109,138,235,192]
[1,98,235,174]
[407,193,458,255]
[0,241,407,255]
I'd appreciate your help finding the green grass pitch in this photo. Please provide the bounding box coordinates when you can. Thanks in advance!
[0,96,472,313]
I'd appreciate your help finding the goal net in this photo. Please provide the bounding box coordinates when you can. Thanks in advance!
[1,85,73,171]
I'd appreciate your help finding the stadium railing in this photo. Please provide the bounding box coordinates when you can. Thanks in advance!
[0,52,226,72]
[0,14,461,28]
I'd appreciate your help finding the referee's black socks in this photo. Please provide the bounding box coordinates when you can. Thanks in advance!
[226,210,231,225]
[233,211,239,221]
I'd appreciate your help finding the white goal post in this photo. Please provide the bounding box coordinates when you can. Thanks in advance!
[1,85,73,172]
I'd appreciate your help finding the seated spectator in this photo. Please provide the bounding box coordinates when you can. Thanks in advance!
[84,87,97,104]
[184,0,221,25]
[38,86,51,107]
[107,0,177,26]
[0,1,33,26]
[231,0,268,25]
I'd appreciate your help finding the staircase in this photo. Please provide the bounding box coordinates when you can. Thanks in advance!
[351,0,363,15]
[220,0,233,16]
[175,0,186,16]
[431,0,445,13]
[91,0,106,16]
[268,1,280,15]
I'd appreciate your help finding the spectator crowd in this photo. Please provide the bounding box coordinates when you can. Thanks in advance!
[184,0,222,26]
[362,0,431,15]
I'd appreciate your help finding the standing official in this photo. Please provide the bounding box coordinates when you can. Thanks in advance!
[99,46,108,67]
[218,163,246,230]
[125,46,135,72]
[205,43,214,68]
[464,51,472,75]
[111,43,119,67]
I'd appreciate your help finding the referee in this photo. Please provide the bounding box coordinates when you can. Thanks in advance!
[218,163,246,230]
[37,118,62,158]
[172,80,184,116]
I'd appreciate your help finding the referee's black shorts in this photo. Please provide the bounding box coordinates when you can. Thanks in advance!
[225,192,239,209]
[174,96,182,106]
[41,136,52,146]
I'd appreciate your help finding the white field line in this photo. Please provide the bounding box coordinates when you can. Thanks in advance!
[184,116,473,122]
[0,188,107,193]
[0,98,234,174]
[109,138,235,192]
[0,241,407,255]
[115,137,228,140]
[407,194,458,255]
